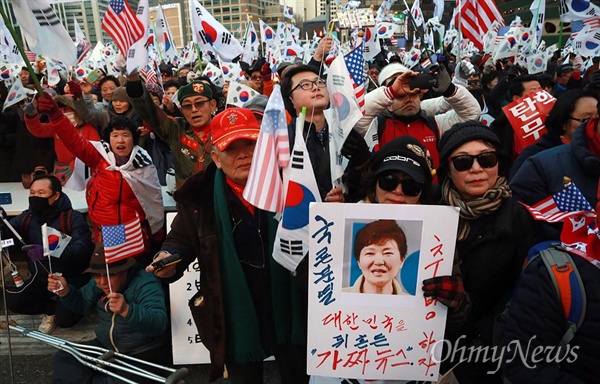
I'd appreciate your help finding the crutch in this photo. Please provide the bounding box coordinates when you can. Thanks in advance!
[7,324,188,384]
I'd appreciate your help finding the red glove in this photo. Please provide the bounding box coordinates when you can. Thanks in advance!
[261,62,271,81]
[67,80,82,100]
[37,93,63,122]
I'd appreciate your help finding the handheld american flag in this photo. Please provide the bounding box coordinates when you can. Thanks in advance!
[102,0,145,58]
[101,216,145,263]
[344,43,366,114]
[243,85,290,213]
[521,182,595,223]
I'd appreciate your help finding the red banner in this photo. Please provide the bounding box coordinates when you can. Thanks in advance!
[502,90,556,151]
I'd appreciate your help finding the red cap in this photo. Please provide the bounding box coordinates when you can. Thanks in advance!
[210,108,260,151]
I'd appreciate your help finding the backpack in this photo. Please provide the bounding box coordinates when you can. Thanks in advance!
[523,243,587,346]
[18,209,73,242]
[496,242,587,348]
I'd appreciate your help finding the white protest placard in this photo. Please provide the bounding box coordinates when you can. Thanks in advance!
[167,212,211,365]
[308,203,459,381]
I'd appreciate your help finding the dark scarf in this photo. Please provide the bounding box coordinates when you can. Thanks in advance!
[213,170,305,363]
[442,176,512,241]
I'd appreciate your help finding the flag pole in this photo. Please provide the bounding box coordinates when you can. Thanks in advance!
[0,7,44,95]
[558,20,564,48]
[402,0,430,61]
[195,44,203,73]
[531,0,543,50]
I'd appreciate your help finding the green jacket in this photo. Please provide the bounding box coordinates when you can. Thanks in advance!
[126,80,212,185]
[60,265,168,354]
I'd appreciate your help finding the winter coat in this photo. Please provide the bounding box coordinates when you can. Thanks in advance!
[73,94,142,132]
[127,80,213,187]
[447,197,540,346]
[509,133,562,180]
[503,254,600,384]
[60,265,168,355]
[355,83,481,137]
[25,115,99,184]
[49,114,164,243]
[510,120,600,240]
[6,193,93,281]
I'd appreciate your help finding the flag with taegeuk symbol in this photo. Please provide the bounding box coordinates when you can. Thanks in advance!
[101,216,145,263]
[521,182,595,223]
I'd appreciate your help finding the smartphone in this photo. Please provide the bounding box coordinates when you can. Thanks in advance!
[409,74,438,90]
[0,192,12,205]
[86,68,104,84]
[151,253,182,272]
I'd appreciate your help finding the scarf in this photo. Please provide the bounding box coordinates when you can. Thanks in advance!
[225,176,254,215]
[442,176,512,241]
[585,119,600,159]
[213,170,305,363]
[91,141,164,234]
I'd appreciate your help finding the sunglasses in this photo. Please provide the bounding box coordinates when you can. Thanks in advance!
[180,99,210,112]
[449,151,499,172]
[377,174,423,196]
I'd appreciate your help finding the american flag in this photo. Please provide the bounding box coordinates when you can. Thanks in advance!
[140,65,157,85]
[569,16,600,40]
[101,216,145,263]
[344,43,365,114]
[25,50,37,63]
[522,182,595,223]
[243,85,290,213]
[456,0,504,50]
[102,0,145,57]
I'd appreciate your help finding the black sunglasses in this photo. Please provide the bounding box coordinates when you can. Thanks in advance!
[569,116,590,125]
[377,174,423,196]
[449,151,499,172]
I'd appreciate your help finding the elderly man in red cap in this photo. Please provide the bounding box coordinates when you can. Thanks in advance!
[147,108,308,383]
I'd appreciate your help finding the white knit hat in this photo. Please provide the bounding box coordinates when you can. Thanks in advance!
[378,63,411,86]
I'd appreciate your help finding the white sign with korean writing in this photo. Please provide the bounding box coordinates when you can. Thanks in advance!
[308,203,459,381]
[167,212,211,365]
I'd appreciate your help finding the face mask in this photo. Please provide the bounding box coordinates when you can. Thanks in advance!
[29,196,51,214]
[178,77,188,86]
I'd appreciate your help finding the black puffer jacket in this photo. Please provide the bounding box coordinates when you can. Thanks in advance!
[448,196,541,346]
[511,120,600,240]
[503,254,600,383]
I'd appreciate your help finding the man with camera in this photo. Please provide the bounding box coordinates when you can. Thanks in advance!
[354,62,481,169]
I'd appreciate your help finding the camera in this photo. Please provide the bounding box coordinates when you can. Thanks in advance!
[409,74,438,90]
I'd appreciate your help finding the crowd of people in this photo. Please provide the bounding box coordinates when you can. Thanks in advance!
[1,33,600,384]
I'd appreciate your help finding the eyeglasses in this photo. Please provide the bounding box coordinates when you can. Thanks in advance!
[291,78,327,93]
[180,99,210,112]
[449,151,499,172]
[377,174,423,196]
[569,116,590,125]
[250,75,262,81]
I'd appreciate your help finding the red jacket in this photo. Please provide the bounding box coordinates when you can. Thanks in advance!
[47,115,146,242]
[25,117,99,182]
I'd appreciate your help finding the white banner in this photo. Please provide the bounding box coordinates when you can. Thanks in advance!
[307,204,459,381]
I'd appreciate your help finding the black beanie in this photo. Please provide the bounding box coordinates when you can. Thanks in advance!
[438,120,501,165]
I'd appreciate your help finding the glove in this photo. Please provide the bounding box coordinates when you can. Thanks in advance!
[37,93,63,122]
[506,64,522,80]
[67,80,82,99]
[23,102,38,118]
[341,129,371,166]
[431,65,455,96]
[261,62,271,81]
[22,244,45,262]
[422,275,467,311]
[458,60,476,79]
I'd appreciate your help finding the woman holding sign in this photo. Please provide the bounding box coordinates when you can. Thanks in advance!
[436,121,541,383]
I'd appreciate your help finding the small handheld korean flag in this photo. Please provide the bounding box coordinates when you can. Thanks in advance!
[226,82,259,108]
[273,112,322,272]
